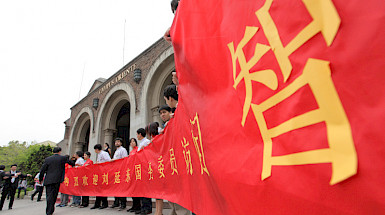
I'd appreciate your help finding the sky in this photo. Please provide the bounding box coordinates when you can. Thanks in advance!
[0,0,175,146]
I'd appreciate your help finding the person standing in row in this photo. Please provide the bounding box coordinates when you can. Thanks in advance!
[110,138,128,211]
[79,151,93,208]
[39,147,67,215]
[104,143,112,158]
[127,138,142,214]
[90,144,111,210]
[56,155,72,208]
[136,129,152,214]
[70,151,85,207]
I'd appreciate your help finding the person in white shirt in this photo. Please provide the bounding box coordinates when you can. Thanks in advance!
[91,144,111,210]
[136,128,152,214]
[137,128,151,151]
[110,138,128,211]
[159,105,172,134]
[31,173,44,202]
[16,179,27,199]
[71,151,85,207]
[74,151,85,167]
[112,138,128,160]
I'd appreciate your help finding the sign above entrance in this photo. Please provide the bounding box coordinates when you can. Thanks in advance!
[98,64,136,95]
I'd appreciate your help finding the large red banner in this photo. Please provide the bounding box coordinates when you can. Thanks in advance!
[61,0,385,214]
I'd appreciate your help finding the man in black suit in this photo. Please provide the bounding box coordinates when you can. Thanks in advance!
[0,164,31,211]
[0,165,14,193]
[39,147,67,215]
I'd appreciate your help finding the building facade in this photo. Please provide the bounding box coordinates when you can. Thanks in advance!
[58,38,174,160]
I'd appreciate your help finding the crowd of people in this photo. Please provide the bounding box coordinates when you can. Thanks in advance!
[0,164,32,211]
[1,1,190,214]
[52,83,192,215]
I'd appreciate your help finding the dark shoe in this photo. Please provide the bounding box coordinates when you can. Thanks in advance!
[118,207,125,211]
[127,208,134,212]
[37,200,42,202]
[99,205,107,209]
[8,208,12,210]
[90,206,99,210]
[110,204,119,208]
[140,210,152,215]
[135,210,142,214]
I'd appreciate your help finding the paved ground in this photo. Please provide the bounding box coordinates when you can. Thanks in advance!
[0,198,172,215]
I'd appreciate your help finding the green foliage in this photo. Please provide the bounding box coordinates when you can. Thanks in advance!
[19,144,53,184]
[0,141,53,185]
[0,140,28,168]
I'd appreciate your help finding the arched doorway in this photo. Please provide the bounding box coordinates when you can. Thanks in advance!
[146,53,175,125]
[99,90,131,156]
[70,112,91,155]
[115,102,130,150]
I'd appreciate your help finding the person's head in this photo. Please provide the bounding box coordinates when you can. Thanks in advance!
[129,138,138,148]
[136,128,146,140]
[163,85,178,108]
[115,137,123,147]
[53,147,62,154]
[145,122,159,139]
[159,105,172,123]
[10,164,17,171]
[94,144,102,153]
[64,155,70,160]
[84,151,91,160]
[171,0,179,14]
[0,165,5,171]
[104,143,110,149]
[75,151,83,159]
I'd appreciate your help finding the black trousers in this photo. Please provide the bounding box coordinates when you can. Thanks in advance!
[131,197,141,210]
[141,197,152,212]
[113,197,126,208]
[94,196,108,207]
[81,196,89,206]
[17,187,27,198]
[31,186,44,201]
[45,183,60,215]
[0,185,16,210]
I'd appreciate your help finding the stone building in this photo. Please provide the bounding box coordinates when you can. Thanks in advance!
[58,38,174,160]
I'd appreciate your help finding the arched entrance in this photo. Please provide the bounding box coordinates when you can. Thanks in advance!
[99,90,131,155]
[70,112,91,155]
[145,53,175,125]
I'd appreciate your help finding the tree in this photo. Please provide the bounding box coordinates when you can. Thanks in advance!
[19,144,53,184]
[0,141,28,168]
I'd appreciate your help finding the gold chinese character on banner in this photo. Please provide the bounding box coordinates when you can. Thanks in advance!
[158,156,165,178]
[92,174,98,185]
[135,164,142,180]
[227,0,357,185]
[190,114,210,176]
[74,177,79,187]
[169,148,178,175]
[125,168,131,183]
[114,171,121,184]
[181,137,193,175]
[64,177,69,186]
[148,162,153,181]
[82,175,88,186]
[102,173,108,185]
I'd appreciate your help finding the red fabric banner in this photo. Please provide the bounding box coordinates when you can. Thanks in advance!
[61,0,385,214]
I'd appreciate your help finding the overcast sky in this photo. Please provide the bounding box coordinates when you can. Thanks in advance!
[0,0,174,146]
